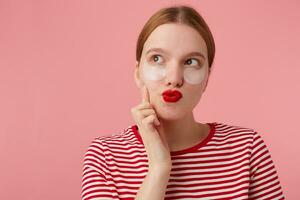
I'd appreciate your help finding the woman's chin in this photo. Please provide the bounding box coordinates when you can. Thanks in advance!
[156,107,187,121]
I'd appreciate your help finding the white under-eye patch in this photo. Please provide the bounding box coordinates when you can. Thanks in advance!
[141,63,206,85]
[141,63,166,81]
[183,67,206,84]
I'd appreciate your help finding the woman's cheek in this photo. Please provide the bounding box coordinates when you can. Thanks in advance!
[141,63,166,82]
[183,66,207,85]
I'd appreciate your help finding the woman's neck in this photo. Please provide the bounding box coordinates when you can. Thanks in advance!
[159,112,208,152]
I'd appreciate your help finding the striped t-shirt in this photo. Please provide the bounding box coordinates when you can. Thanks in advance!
[81,122,285,199]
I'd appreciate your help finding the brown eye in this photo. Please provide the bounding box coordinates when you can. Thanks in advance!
[185,58,199,66]
[151,54,163,64]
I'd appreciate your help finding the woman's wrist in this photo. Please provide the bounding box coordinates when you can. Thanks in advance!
[148,165,172,178]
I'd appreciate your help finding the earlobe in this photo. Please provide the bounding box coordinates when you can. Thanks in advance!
[203,74,210,93]
[134,63,144,88]
[203,83,207,93]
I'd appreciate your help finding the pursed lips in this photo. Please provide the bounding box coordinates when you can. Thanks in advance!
[162,89,183,102]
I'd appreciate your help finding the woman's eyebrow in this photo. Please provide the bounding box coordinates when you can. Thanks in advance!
[146,48,205,59]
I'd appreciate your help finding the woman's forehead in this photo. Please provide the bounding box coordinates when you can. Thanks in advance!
[143,23,208,57]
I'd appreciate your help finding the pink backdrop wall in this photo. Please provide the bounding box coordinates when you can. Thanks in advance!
[0,0,299,199]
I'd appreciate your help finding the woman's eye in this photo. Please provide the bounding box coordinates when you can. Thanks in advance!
[151,54,163,64]
[185,58,200,66]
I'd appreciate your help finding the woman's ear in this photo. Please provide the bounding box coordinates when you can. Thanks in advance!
[134,61,144,88]
[203,70,211,93]
[203,79,208,93]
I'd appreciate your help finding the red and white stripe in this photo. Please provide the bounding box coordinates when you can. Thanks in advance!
[81,122,285,200]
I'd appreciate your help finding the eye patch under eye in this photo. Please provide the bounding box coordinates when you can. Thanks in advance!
[141,63,166,81]
[183,67,206,84]
[141,63,206,85]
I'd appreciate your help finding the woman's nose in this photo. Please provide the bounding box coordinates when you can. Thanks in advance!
[164,65,183,87]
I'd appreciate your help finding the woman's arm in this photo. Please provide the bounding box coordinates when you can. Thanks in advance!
[135,166,171,200]
[249,131,285,199]
[82,165,113,200]
[131,86,173,199]
[81,139,114,200]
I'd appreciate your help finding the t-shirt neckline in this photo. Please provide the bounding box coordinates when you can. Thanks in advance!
[131,122,216,156]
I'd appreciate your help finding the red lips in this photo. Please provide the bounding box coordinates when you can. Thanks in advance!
[162,89,183,102]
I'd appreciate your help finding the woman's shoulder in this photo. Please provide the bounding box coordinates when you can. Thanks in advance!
[84,124,144,162]
[213,121,254,130]
[212,121,268,150]
[89,124,140,147]
[212,121,263,140]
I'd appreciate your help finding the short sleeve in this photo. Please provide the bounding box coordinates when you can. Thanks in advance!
[81,138,115,200]
[249,131,285,199]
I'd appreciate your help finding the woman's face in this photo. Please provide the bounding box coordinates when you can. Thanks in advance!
[135,23,210,121]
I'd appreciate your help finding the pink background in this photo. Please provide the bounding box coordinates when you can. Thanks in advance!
[0,0,299,199]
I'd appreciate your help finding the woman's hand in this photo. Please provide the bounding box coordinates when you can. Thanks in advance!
[131,86,172,172]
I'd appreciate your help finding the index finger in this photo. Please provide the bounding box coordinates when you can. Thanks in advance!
[142,85,150,103]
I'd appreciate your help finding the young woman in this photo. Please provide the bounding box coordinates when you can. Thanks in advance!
[81,5,285,200]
